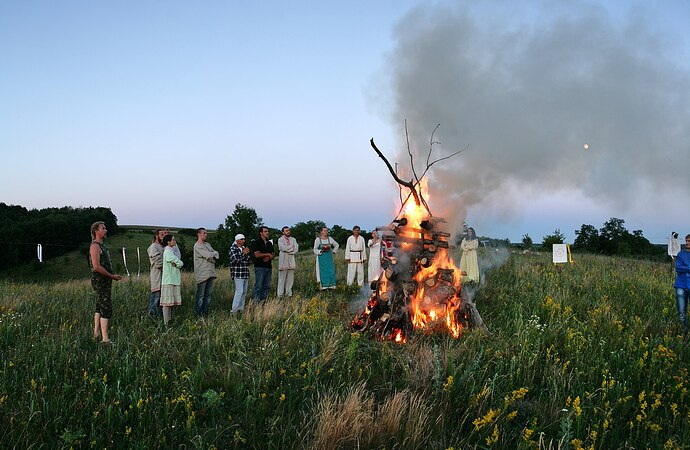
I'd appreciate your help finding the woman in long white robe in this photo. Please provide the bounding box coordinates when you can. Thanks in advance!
[367,230,383,284]
[459,227,479,283]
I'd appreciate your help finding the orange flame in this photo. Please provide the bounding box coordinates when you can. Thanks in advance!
[400,181,464,338]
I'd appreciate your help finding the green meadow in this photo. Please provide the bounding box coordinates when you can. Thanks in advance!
[0,243,688,449]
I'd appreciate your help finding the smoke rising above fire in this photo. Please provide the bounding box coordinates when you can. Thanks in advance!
[379,1,690,238]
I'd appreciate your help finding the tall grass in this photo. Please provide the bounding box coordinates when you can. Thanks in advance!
[0,251,688,449]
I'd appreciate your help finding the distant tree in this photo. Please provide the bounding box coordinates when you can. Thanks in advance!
[573,224,600,252]
[225,204,263,237]
[542,228,565,248]
[214,204,264,266]
[521,233,533,250]
[291,220,326,249]
[598,217,634,255]
[329,225,350,247]
[0,203,118,271]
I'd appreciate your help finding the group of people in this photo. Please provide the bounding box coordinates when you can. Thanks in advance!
[314,225,383,290]
[87,222,387,342]
[147,226,381,318]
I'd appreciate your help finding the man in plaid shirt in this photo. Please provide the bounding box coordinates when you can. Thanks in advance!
[230,234,252,313]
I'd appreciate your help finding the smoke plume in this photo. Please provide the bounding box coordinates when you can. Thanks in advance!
[382,1,690,236]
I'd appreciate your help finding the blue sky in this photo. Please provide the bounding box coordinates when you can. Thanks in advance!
[1,1,689,244]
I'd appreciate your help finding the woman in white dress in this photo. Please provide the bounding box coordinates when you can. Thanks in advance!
[367,230,383,284]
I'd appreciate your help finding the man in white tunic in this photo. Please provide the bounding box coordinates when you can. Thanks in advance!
[277,226,299,297]
[345,225,367,287]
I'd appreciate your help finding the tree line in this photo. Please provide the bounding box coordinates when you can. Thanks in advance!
[0,203,119,271]
[521,217,664,259]
[211,203,375,267]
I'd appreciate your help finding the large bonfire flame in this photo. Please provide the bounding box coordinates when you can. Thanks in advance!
[351,179,479,343]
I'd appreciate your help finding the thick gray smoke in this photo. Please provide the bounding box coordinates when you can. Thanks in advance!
[382,1,690,236]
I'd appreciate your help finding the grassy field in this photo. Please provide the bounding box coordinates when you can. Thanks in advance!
[0,248,688,449]
[0,228,196,283]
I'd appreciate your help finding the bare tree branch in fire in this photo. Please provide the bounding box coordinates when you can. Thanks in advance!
[353,129,486,342]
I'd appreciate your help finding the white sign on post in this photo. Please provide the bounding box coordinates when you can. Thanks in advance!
[669,233,681,257]
[552,244,568,264]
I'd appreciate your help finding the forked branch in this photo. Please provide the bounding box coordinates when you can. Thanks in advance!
[370,138,423,209]
[370,125,463,218]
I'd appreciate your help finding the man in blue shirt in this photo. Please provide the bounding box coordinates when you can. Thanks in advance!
[674,233,690,335]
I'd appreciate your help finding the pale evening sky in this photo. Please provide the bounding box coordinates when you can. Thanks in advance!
[1,1,689,244]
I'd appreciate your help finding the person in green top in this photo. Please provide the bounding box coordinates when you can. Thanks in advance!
[161,233,184,325]
[89,221,122,344]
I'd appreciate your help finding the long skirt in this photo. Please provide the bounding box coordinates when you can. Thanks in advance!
[160,284,182,306]
[316,253,336,289]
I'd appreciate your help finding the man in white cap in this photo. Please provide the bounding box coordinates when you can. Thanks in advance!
[229,233,252,313]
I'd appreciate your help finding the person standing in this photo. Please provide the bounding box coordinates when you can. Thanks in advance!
[313,226,339,290]
[162,228,182,259]
[229,234,252,312]
[250,226,275,302]
[277,226,299,298]
[367,229,383,284]
[674,233,690,335]
[459,227,480,283]
[193,227,219,317]
[161,234,184,325]
[147,228,165,318]
[345,225,367,287]
[89,221,122,343]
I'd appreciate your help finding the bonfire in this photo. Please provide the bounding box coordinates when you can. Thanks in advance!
[350,133,487,342]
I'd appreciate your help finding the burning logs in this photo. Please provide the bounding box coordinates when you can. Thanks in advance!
[350,214,487,343]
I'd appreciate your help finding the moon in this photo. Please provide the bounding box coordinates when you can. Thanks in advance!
[583,143,589,150]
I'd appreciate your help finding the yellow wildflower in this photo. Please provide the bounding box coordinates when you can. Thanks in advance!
[473,408,499,431]
[573,396,582,417]
[505,387,529,406]
[485,425,499,446]
[647,422,661,432]
[522,427,534,441]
